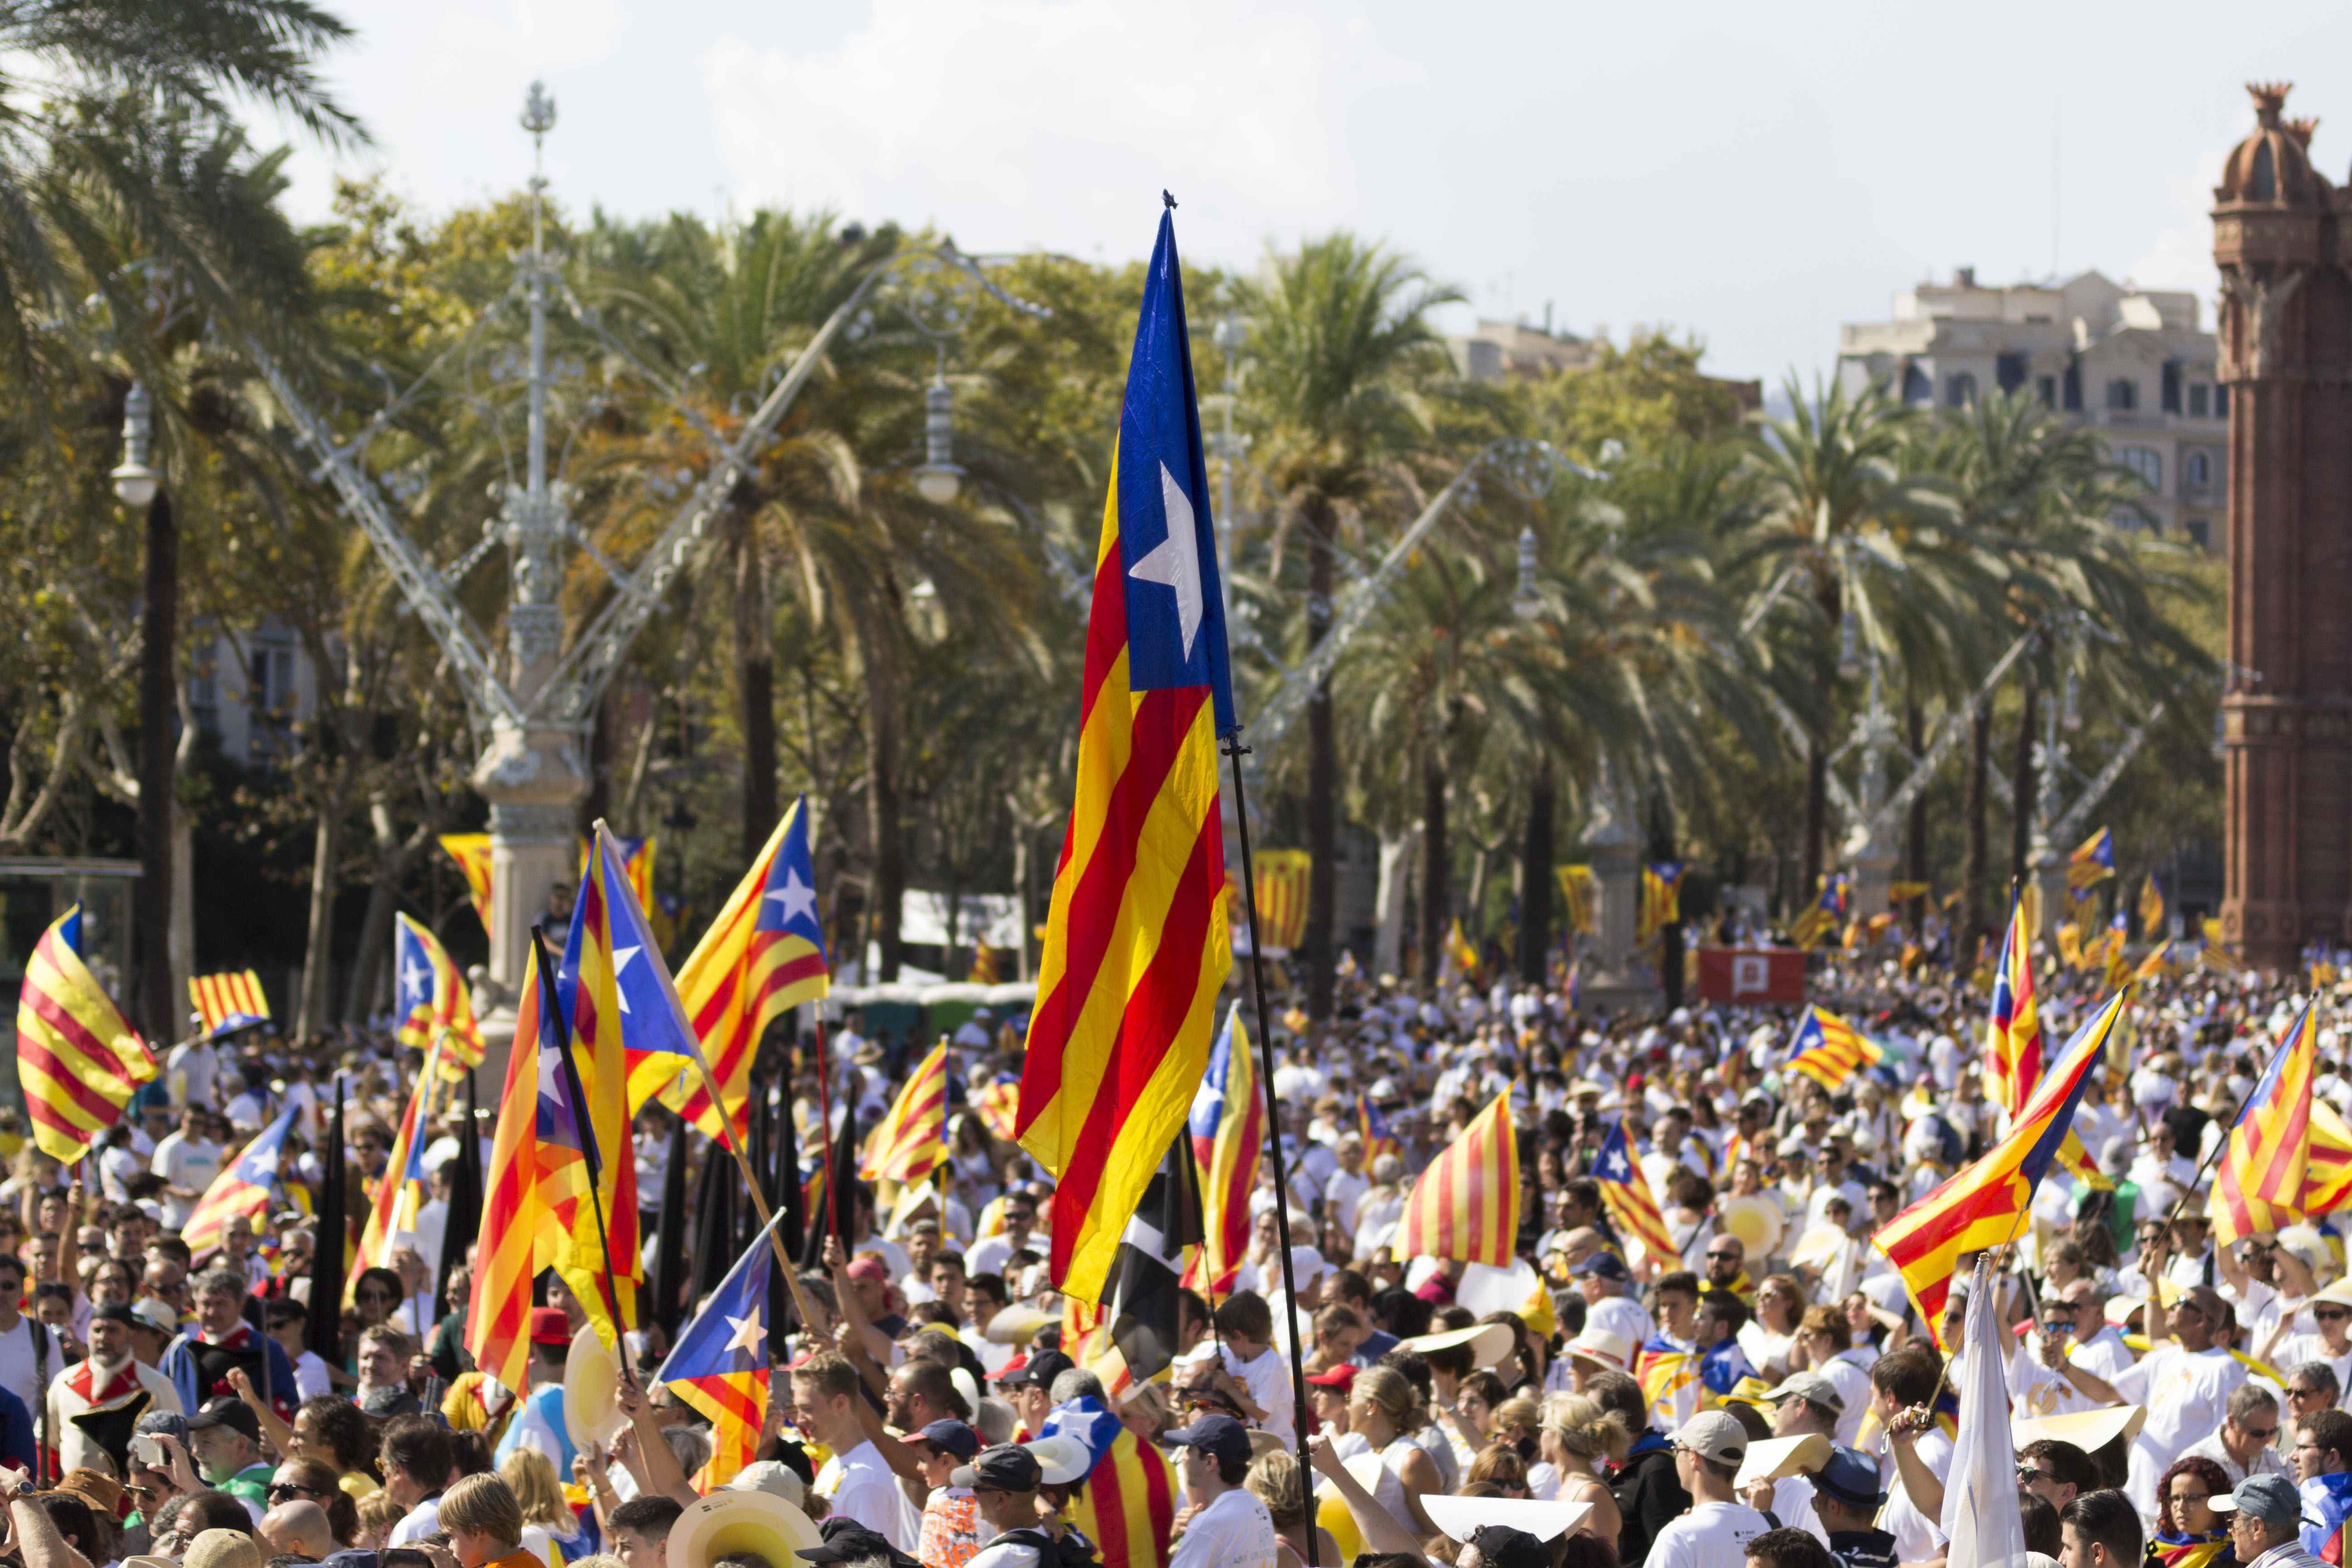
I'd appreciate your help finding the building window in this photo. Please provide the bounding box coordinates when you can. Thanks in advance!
[2185,517,2211,550]
[2106,378,2138,412]
[2216,384,2230,416]
[2252,142,2276,201]
[2063,362,2083,411]
[2190,383,2210,417]
[1946,372,1977,408]
[1901,363,1932,405]
[2161,360,2182,413]
[2117,446,2161,490]
[2037,375,2057,407]
[2186,450,2212,488]
[1997,353,2028,394]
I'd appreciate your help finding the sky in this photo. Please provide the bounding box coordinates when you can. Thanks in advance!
[270,1,2352,387]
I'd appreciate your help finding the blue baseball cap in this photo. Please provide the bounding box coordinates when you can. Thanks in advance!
[1813,1444,1888,1509]
[907,1420,980,1461]
[1162,1412,1252,1470]
[1573,1251,1630,1282]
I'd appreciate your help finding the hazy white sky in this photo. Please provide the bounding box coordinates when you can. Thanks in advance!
[274,1,2352,385]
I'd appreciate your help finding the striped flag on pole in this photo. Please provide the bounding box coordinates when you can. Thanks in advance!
[1396,1091,1520,1265]
[861,1040,947,1186]
[466,952,558,1391]
[1592,1118,1680,1269]
[1785,1006,1880,1091]
[2211,998,2318,1244]
[17,906,154,1161]
[438,833,495,934]
[1183,1006,1260,1297]
[1015,204,1236,1305]
[188,969,269,1036]
[392,914,483,1074]
[183,1104,298,1256]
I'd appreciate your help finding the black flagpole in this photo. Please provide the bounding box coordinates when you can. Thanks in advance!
[529,927,631,1338]
[1220,732,1317,1563]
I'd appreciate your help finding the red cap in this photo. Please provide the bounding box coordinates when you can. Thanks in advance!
[529,1308,572,1347]
[996,1353,1030,1380]
[1305,1364,1357,1391]
[844,1256,889,1284]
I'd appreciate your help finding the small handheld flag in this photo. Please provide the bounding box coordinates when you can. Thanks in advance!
[1396,1092,1520,1266]
[2210,998,2318,1244]
[188,970,269,1037]
[393,914,484,1076]
[1184,1005,1261,1297]
[438,833,495,933]
[860,1040,947,1186]
[183,1104,298,1256]
[657,1209,785,1488]
[1592,1119,1679,1269]
[2066,828,2115,900]
[1785,1006,1881,1091]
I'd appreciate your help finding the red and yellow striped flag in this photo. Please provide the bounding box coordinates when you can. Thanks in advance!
[1396,1091,1520,1265]
[1016,207,1235,1305]
[439,833,495,934]
[392,914,483,1076]
[466,956,559,1391]
[862,1040,947,1186]
[2211,998,2318,1245]
[1250,850,1310,952]
[1877,990,2125,1342]
[666,797,830,1141]
[1592,1118,1678,1269]
[549,827,646,1344]
[1785,1006,1879,1091]
[188,969,269,1034]
[17,906,154,1162]
[1067,1425,1176,1568]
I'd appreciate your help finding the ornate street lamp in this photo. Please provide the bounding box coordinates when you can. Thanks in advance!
[913,370,962,504]
[1512,525,1543,619]
[111,381,158,506]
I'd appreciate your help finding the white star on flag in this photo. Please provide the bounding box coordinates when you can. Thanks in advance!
[611,945,638,1013]
[723,1308,764,1357]
[399,956,431,1002]
[765,867,819,928]
[1128,461,1205,660]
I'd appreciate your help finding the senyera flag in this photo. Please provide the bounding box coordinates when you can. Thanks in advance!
[17,905,155,1162]
[1017,201,1236,1304]
[1396,1091,1520,1266]
[1876,989,2127,1342]
[2210,996,2318,1245]
[188,970,269,1036]
[861,1039,947,1186]
[666,795,830,1141]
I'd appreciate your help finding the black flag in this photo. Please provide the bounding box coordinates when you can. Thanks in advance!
[308,1083,346,1365]
[686,1127,739,1311]
[774,1070,807,1261]
[648,1114,692,1341]
[1104,1134,1205,1383]
[436,1069,484,1312]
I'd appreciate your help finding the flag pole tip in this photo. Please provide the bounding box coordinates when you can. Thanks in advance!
[1163,190,1177,210]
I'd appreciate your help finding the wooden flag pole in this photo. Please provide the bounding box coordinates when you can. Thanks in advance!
[1220,731,1320,1568]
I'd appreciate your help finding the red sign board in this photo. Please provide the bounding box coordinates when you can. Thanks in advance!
[1695,947,1806,1005]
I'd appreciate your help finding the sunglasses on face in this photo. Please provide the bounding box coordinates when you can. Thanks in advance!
[2239,1424,2280,1442]
[268,1484,323,1502]
[2319,1310,2350,1323]
[2018,1463,2054,1481]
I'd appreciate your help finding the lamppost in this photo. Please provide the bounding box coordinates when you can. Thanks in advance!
[112,380,177,1039]
[240,81,1046,1056]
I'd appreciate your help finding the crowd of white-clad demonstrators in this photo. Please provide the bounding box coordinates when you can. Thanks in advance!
[8,927,2352,1568]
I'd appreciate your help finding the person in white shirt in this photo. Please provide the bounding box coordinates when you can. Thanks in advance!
[794,1351,921,1552]
[959,1443,1060,1568]
[1323,1138,1371,1236]
[965,1192,1040,1282]
[1871,1346,1956,1563]
[1215,1293,1296,1448]
[2013,1282,2137,1420]
[165,1038,220,1112]
[150,1108,222,1231]
[1165,1414,1278,1568]
[2056,1281,2249,1519]
[1645,1411,1770,1568]
[2180,1384,2292,1486]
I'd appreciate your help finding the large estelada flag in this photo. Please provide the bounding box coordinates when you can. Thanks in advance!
[1396,1090,1520,1265]
[667,796,831,1140]
[1981,891,2109,1191]
[183,1104,298,1256]
[188,970,269,1036]
[657,1210,783,1488]
[392,914,483,1076]
[1182,1005,1260,1297]
[356,1034,445,1279]
[1016,203,1235,1305]
[1786,1006,1880,1090]
[18,906,155,1161]
[1877,989,2126,1341]
[2211,997,2318,1244]
[562,821,701,1117]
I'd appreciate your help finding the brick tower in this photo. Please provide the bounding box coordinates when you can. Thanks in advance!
[2214,83,2352,968]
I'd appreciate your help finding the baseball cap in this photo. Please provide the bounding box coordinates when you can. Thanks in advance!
[186,1396,260,1443]
[1565,1329,1630,1371]
[843,1255,889,1284]
[1161,1413,1253,1471]
[529,1307,571,1346]
[1467,1526,1551,1568]
[2210,1472,2305,1531]
[904,1420,980,1461]
[1813,1444,1887,1509]
[950,1444,1044,1492]
[1305,1364,1357,1391]
[794,1519,919,1568]
[1671,1410,1746,1465]
[89,1303,139,1329]
[134,1411,190,1442]
[1004,1348,1073,1391]
[1766,1371,1845,1414]
[1573,1252,1629,1282]
[129,1300,177,1337]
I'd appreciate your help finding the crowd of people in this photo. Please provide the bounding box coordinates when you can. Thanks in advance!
[0,933,2342,1568]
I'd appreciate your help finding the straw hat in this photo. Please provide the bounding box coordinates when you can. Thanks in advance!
[1399,1322,1515,1370]
[666,1487,823,1568]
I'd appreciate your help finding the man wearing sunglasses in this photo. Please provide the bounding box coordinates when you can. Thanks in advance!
[2179,1384,2291,1486]
[2053,1278,2250,1520]
[2015,1281,2135,1419]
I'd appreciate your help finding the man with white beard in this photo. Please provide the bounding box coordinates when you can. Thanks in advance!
[48,1303,181,1478]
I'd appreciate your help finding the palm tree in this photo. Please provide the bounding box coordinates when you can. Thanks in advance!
[1236,233,1460,1018]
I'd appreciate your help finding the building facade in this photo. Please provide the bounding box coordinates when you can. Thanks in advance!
[186,622,321,769]
[1837,269,2230,545]
[2210,83,2352,969]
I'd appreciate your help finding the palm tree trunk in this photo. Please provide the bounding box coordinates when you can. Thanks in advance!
[1904,694,1928,935]
[1303,495,1338,1019]
[1801,737,1828,902]
[1517,759,1555,985]
[297,807,339,1038]
[1960,704,1990,971]
[863,626,905,982]
[137,488,176,1039]
[2009,679,2038,888]
[1418,745,1448,986]
[736,514,778,858]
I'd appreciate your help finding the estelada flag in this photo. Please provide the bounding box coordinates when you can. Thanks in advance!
[2067,827,2116,898]
[183,1104,297,1256]
[1592,1117,1679,1270]
[2211,997,2318,1244]
[656,1209,784,1488]
[392,913,483,1075]
[1017,203,1235,1305]
[1786,1006,1880,1091]
[17,905,154,1161]
[667,796,830,1141]
[1182,1004,1260,1296]
[1396,1091,1519,1266]
[562,821,702,1115]
[1982,891,2110,1192]
[1877,989,2126,1342]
